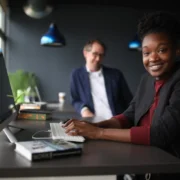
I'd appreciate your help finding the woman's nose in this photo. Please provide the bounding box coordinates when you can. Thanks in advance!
[149,52,159,62]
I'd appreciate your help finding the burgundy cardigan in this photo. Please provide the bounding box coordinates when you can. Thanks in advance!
[114,80,165,145]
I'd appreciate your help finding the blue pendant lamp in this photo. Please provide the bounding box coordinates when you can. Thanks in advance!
[40,23,65,47]
[128,34,141,51]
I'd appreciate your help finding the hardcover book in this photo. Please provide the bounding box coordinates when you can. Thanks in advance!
[18,112,52,120]
[20,102,47,110]
[15,139,83,161]
[18,109,53,120]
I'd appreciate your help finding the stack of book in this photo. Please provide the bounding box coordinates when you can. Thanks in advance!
[20,102,47,110]
[17,109,53,120]
[15,139,83,161]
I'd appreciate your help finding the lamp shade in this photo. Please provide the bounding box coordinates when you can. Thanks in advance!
[40,23,65,47]
[23,0,53,19]
[128,34,141,51]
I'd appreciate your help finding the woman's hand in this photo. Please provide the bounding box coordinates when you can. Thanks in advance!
[63,119,103,139]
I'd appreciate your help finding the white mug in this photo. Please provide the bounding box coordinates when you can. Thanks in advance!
[58,92,66,103]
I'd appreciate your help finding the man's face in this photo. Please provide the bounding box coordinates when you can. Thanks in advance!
[83,42,105,71]
[142,32,177,79]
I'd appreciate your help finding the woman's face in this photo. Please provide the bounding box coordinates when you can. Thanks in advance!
[142,32,177,80]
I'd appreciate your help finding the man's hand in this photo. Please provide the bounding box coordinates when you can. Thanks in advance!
[81,109,94,117]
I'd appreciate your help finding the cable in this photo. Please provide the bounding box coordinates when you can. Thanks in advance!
[32,130,52,140]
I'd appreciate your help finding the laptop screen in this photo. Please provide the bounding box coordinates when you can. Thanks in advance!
[0,52,15,125]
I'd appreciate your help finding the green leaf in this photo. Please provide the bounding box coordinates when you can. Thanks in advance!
[8,69,39,102]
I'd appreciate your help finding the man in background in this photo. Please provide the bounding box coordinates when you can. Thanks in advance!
[70,39,132,118]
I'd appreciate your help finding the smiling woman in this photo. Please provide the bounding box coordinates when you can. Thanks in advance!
[139,12,180,81]
[64,11,180,179]
[142,33,177,80]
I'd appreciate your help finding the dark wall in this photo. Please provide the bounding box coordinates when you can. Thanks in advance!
[6,4,145,102]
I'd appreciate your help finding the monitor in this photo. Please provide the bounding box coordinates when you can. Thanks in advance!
[0,52,18,143]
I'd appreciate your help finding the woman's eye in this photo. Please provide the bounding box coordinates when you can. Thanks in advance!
[143,52,149,56]
[159,48,167,53]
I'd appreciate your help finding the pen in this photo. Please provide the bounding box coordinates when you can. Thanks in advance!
[63,118,72,124]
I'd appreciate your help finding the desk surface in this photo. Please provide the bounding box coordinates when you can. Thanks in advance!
[46,102,75,113]
[0,119,180,178]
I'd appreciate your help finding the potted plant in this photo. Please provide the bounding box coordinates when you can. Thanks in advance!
[8,69,39,104]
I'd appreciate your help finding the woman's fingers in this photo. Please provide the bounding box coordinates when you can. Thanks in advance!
[63,119,77,127]
[67,129,79,136]
[65,120,85,134]
[64,120,98,138]
[65,121,75,133]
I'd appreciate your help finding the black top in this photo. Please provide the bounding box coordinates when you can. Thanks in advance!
[124,61,180,157]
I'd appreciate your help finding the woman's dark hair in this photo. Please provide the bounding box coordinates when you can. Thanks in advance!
[137,11,180,45]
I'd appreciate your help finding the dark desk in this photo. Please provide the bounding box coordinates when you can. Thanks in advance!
[0,119,180,178]
[46,102,76,113]
[45,102,81,120]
